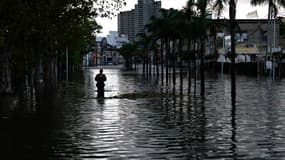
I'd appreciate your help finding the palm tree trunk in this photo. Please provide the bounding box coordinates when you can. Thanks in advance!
[194,41,197,95]
[166,38,170,86]
[172,39,176,88]
[211,24,218,73]
[3,48,12,94]
[34,56,41,109]
[33,41,43,110]
[156,47,159,78]
[134,56,136,70]
[160,39,164,85]
[269,5,273,77]
[55,55,58,82]
[146,50,149,79]
[266,3,270,73]
[0,50,3,93]
[230,0,236,103]
[200,38,205,97]
[187,40,192,94]
[179,38,183,95]
[130,56,133,70]
[52,55,58,83]
[149,51,152,77]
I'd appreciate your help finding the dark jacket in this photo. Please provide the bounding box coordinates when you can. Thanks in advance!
[95,73,106,88]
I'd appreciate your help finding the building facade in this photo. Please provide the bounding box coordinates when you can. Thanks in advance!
[118,0,161,42]
[216,19,282,64]
[221,19,281,56]
[118,10,135,42]
[88,32,127,66]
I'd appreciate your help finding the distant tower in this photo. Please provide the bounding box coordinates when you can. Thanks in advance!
[118,0,161,42]
[118,10,135,41]
[134,1,144,38]
[135,0,161,39]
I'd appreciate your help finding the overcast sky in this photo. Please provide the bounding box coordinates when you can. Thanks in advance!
[96,0,285,36]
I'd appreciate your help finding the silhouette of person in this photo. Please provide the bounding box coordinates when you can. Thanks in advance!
[95,68,107,98]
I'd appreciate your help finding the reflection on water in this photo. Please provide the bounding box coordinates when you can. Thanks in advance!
[1,68,285,159]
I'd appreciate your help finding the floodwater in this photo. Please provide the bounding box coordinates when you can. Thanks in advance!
[1,67,285,160]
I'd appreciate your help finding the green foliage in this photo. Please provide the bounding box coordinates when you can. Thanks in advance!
[71,50,81,65]
[119,42,137,59]
[94,0,127,18]
[0,0,126,94]
[0,0,125,68]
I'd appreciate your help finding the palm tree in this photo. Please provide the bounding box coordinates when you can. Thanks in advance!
[250,0,285,29]
[229,0,237,101]
[145,16,162,79]
[145,9,176,86]
[161,8,177,86]
[145,15,165,84]
[173,11,191,94]
[196,0,212,97]
[136,32,149,76]
[165,9,182,89]
[183,0,212,96]
[213,0,237,102]
[165,8,191,92]
[183,0,196,94]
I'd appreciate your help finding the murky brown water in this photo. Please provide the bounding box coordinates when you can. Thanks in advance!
[1,67,285,159]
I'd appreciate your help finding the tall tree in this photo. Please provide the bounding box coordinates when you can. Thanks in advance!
[0,0,125,110]
[229,0,237,102]
[196,0,212,97]
[119,42,137,69]
[251,0,285,19]
[145,9,176,86]
[145,16,161,78]
[183,0,196,94]
[136,32,151,75]
[212,0,237,101]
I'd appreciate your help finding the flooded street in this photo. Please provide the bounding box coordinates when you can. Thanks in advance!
[2,67,285,159]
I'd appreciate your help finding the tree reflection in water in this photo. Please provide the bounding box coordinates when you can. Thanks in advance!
[1,69,285,159]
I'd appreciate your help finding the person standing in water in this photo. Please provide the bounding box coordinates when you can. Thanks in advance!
[95,68,107,98]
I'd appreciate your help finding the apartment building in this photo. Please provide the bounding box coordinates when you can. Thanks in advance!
[118,0,161,42]
[118,10,135,41]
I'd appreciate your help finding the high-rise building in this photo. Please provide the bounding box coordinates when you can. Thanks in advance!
[118,0,161,42]
[134,3,144,39]
[135,0,161,38]
[153,1,161,18]
[118,10,135,42]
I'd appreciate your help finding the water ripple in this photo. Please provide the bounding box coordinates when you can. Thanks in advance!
[2,69,285,159]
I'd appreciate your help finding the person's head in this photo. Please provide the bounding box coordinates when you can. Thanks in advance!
[99,68,103,73]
